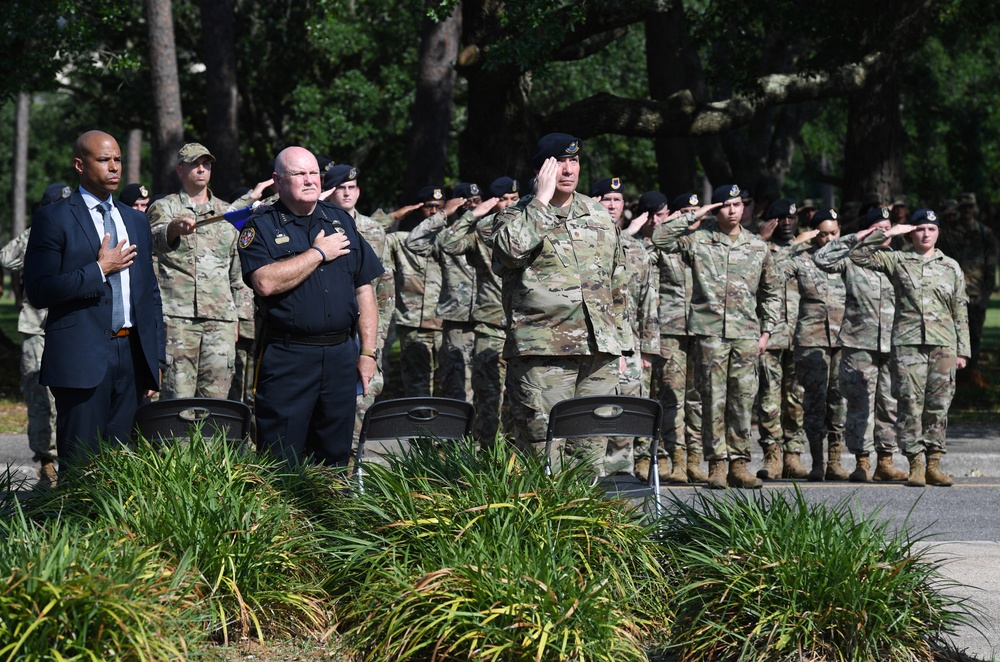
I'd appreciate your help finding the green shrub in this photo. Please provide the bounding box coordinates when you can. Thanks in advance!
[657,488,973,662]
[321,438,671,661]
[0,508,203,660]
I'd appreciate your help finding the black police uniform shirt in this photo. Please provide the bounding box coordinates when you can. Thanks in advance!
[238,199,384,335]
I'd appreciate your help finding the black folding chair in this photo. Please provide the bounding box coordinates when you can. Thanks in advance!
[132,397,252,447]
[544,395,664,514]
[355,397,476,491]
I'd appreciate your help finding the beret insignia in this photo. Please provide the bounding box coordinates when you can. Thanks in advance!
[566,140,580,155]
[512,181,519,192]
[611,177,621,190]
[349,167,358,180]
[881,207,890,219]
[729,185,740,198]
[926,210,937,222]
[433,188,443,200]
[138,185,149,198]
[788,203,797,215]
[688,194,699,206]
[470,184,480,195]
[830,209,838,219]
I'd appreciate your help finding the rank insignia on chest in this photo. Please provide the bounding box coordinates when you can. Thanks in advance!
[238,227,255,248]
[275,232,290,244]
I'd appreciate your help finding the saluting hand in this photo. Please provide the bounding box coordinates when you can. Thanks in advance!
[312,229,351,262]
[472,197,499,218]
[98,235,136,276]
[534,157,559,206]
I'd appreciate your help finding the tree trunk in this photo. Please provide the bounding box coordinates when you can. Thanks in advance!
[842,72,903,207]
[199,0,240,197]
[402,3,461,202]
[13,91,29,237]
[126,128,143,187]
[144,0,185,194]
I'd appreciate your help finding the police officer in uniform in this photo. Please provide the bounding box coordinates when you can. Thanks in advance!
[238,146,384,466]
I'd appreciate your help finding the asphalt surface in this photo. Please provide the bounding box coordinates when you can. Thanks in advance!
[3,426,999,659]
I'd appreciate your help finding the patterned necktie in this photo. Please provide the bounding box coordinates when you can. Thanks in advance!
[98,201,126,332]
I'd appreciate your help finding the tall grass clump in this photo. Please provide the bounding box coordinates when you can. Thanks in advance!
[0,506,204,660]
[321,438,670,661]
[657,488,974,661]
[27,429,332,642]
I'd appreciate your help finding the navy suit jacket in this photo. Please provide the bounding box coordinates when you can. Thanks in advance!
[24,189,165,391]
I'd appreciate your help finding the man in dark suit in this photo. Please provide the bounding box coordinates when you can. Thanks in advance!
[24,130,165,472]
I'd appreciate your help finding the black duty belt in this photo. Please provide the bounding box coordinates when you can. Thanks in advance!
[267,328,351,347]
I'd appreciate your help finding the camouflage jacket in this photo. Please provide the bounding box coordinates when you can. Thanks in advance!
[814,233,895,353]
[652,215,781,340]
[850,230,971,356]
[621,232,659,355]
[384,231,442,330]
[492,192,632,358]
[1,228,47,335]
[646,240,689,340]
[760,240,802,350]
[148,190,247,321]
[406,211,477,323]
[356,212,396,348]
[937,220,998,307]
[786,246,846,348]
[437,210,505,329]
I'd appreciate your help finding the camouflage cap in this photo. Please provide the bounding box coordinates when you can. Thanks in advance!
[891,194,908,207]
[763,198,797,220]
[910,208,939,227]
[451,182,480,199]
[711,184,741,204]
[636,190,668,216]
[941,198,959,211]
[40,182,72,207]
[958,192,977,207]
[487,176,518,198]
[672,192,700,211]
[532,133,582,169]
[119,182,150,207]
[799,198,819,211]
[589,177,624,198]
[177,142,215,164]
[324,164,359,191]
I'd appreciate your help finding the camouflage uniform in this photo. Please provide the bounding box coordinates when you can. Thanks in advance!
[849,230,971,456]
[229,275,255,405]
[652,215,781,462]
[148,191,248,399]
[492,193,632,474]
[815,233,898,455]
[787,246,847,461]
[937,218,997,369]
[1,228,57,462]
[384,230,442,397]
[437,210,508,444]
[758,239,805,455]
[406,211,477,402]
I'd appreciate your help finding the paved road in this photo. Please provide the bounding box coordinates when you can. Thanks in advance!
[3,426,998,658]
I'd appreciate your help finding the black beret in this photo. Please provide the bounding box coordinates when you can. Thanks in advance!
[119,183,150,207]
[763,198,798,220]
[589,177,624,198]
[711,184,742,204]
[532,133,583,169]
[488,176,519,198]
[672,192,700,211]
[809,208,839,228]
[910,208,939,227]
[451,182,480,199]
[316,155,334,174]
[636,191,668,217]
[40,182,72,207]
[324,164,359,191]
[857,206,891,231]
[416,185,444,203]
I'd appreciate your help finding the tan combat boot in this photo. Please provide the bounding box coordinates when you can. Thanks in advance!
[756,443,782,480]
[906,453,926,487]
[687,449,707,482]
[706,459,727,490]
[873,452,908,481]
[825,438,850,481]
[633,458,650,482]
[849,453,871,483]
[727,458,763,489]
[925,451,954,487]
[807,440,826,481]
[781,452,809,479]
[38,459,57,489]
[657,456,672,482]
[668,447,688,484]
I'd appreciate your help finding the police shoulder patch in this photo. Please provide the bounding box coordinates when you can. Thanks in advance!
[239,227,256,249]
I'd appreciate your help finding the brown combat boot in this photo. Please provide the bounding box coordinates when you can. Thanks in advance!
[925,451,954,487]
[906,453,926,487]
[781,452,809,479]
[807,440,825,482]
[849,453,871,483]
[706,459,727,490]
[687,449,707,483]
[825,438,850,481]
[633,458,650,482]
[657,456,672,482]
[727,458,763,489]
[37,459,57,489]
[756,443,782,480]
[668,447,688,484]
[873,452,908,481]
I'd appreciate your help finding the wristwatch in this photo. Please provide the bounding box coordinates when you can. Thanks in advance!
[359,347,378,359]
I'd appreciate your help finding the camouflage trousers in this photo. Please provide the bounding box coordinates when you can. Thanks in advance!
[353,357,386,458]
[757,348,805,453]
[396,325,442,397]
[471,324,507,445]
[644,335,702,459]
[162,316,236,399]
[437,320,475,401]
[20,333,56,461]
[793,346,846,447]
[697,336,759,461]
[229,336,256,406]
[613,351,646,470]
[839,347,898,454]
[506,353,621,475]
[968,304,987,370]
[891,344,957,456]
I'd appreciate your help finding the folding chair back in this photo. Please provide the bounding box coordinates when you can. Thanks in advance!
[133,397,252,446]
